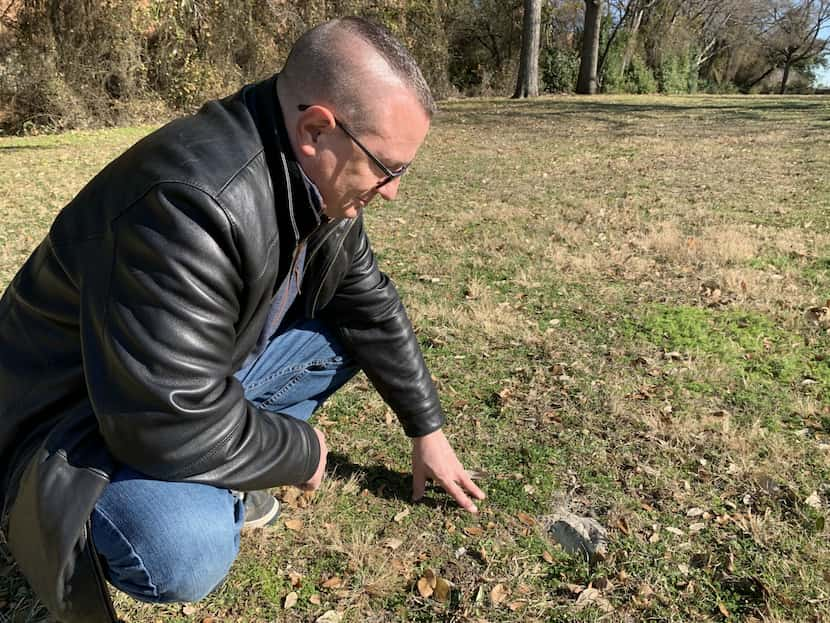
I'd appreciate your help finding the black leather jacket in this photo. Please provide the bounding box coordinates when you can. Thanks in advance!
[0,76,443,621]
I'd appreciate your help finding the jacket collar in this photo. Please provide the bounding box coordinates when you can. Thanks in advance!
[243,75,322,243]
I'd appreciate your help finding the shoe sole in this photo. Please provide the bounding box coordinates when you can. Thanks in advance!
[242,499,281,530]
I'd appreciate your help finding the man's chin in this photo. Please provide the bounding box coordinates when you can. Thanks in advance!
[327,205,361,220]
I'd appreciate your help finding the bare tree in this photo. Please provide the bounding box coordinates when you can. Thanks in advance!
[596,0,659,84]
[577,0,603,93]
[755,0,830,92]
[513,0,542,97]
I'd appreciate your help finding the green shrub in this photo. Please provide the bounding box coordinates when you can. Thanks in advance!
[599,37,627,93]
[625,54,658,94]
[541,46,579,93]
[657,50,698,94]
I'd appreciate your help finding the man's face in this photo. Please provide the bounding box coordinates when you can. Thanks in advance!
[300,90,430,220]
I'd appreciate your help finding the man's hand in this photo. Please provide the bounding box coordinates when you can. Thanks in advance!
[301,427,327,491]
[411,429,485,513]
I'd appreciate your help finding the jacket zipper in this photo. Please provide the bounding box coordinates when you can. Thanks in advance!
[308,217,359,317]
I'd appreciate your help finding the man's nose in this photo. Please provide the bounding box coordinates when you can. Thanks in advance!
[376,176,402,201]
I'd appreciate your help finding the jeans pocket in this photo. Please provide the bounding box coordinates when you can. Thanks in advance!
[259,357,344,411]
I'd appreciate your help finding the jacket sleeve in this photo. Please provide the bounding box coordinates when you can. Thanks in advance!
[318,219,445,437]
[81,182,320,489]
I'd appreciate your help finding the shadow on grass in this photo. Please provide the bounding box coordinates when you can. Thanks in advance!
[440,98,830,135]
[326,452,443,509]
[0,145,56,152]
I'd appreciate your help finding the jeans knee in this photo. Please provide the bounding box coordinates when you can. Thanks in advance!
[152,557,231,603]
[92,492,241,603]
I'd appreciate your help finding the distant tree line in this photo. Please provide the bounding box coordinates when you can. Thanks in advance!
[0,0,827,133]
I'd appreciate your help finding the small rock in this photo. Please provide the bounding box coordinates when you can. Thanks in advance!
[541,508,608,562]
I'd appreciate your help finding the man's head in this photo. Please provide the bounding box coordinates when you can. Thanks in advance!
[278,17,435,219]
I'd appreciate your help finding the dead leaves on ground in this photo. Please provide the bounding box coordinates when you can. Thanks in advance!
[283,518,303,531]
[416,568,452,603]
[804,301,830,331]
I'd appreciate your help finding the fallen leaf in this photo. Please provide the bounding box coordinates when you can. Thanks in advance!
[638,584,655,598]
[383,538,404,550]
[665,526,685,537]
[417,576,434,598]
[434,577,452,602]
[516,512,536,526]
[718,602,731,617]
[316,611,343,623]
[309,594,321,605]
[284,592,298,609]
[686,507,705,517]
[508,600,525,611]
[322,576,342,589]
[574,587,613,612]
[393,508,411,523]
[464,526,484,537]
[288,571,303,587]
[805,491,822,509]
[542,550,554,563]
[281,487,302,504]
[200,618,216,623]
[490,583,508,605]
[182,605,197,616]
[804,305,830,330]
[284,519,303,531]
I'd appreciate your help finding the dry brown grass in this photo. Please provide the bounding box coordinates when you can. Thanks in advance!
[1,94,829,622]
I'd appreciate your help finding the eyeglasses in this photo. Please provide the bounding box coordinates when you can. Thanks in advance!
[298,104,409,188]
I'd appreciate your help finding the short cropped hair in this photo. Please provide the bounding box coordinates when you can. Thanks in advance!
[282,17,436,132]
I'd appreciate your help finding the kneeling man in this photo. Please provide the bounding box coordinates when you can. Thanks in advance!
[0,17,483,621]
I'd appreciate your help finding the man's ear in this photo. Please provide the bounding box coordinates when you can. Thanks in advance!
[296,105,336,157]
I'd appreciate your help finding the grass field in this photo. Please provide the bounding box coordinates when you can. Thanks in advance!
[1,94,829,623]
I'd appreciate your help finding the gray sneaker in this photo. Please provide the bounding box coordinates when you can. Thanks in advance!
[241,490,281,529]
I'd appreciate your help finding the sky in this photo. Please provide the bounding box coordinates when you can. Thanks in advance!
[819,25,830,87]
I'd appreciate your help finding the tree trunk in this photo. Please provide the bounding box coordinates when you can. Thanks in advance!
[512,0,542,98]
[621,8,644,76]
[779,60,791,94]
[745,65,776,92]
[577,0,603,94]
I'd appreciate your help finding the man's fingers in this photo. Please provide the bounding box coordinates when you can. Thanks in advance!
[440,478,478,514]
[458,471,486,501]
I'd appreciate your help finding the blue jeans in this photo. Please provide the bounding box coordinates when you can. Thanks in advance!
[90,319,358,603]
